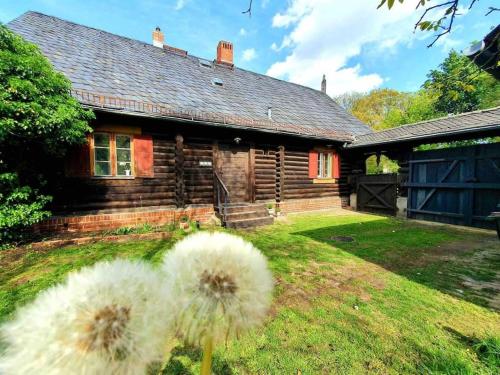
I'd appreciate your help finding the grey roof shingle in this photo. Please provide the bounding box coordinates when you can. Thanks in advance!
[7,11,372,141]
[349,107,500,148]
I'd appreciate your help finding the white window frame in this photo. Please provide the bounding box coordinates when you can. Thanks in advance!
[93,132,112,177]
[115,134,133,177]
[317,152,333,179]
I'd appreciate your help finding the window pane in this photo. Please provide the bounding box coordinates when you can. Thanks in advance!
[116,135,131,149]
[95,148,110,161]
[95,161,111,176]
[116,149,131,162]
[94,133,110,147]
[326,153,332,177]
[317,153,322,177]
[117,162,132,176]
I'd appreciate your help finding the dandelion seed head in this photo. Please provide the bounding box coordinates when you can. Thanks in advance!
[162,232,273,346]
[0,259,175,375]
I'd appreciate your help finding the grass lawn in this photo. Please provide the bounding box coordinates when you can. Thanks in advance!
[1,210,499,374]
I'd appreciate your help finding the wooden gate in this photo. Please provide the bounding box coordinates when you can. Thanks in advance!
[357,174,398,215]
[407,143,500,229]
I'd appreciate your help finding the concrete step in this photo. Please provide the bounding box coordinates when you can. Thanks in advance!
[225,210,264,221]
[225,216,274,229]
[224,204,268,215]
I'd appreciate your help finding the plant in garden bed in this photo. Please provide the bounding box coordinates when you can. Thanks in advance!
[0,232,274,374]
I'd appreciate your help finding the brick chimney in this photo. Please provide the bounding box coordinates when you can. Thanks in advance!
[152,27,164,48]
[321,74,327,94]
[216,41,234,66]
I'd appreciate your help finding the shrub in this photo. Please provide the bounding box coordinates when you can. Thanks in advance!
[0,24,93,245]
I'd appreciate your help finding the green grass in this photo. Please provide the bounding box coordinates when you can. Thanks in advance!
[1,211,499,374]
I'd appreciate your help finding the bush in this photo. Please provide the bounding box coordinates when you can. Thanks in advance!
[0,24,93,245]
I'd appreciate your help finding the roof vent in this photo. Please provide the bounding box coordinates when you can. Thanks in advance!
[199,58,213,68]
[212,78,224,87]
[267,106,272,120]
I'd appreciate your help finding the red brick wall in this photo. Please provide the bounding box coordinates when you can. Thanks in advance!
[278,196,342,213]
[34,206,214,233]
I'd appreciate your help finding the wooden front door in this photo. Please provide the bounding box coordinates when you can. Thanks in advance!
[216,144,251,203]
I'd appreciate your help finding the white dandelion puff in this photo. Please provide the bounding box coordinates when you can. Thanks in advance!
[161,232,274,346]
[0,259,176,375]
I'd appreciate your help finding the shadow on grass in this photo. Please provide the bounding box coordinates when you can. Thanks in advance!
[292,218,499,310]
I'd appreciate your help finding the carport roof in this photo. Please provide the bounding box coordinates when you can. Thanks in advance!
[348,107,500,148]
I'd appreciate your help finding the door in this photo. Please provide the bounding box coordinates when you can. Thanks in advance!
[216,144,251,203]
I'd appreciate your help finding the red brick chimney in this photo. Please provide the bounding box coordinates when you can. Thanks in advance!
[152,27,164,48]
[216,41,233,66]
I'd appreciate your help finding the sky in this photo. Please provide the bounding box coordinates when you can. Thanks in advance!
[1,0,497,96]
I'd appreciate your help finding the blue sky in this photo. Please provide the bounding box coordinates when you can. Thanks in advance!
[1,0,497,96]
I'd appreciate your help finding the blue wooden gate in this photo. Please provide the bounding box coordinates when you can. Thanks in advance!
[406,143,500,229]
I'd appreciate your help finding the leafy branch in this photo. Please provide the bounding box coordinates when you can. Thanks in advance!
[378,0,497,48]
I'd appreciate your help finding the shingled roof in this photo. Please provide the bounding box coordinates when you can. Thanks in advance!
[7,11,371,142]
[349,107,500,148]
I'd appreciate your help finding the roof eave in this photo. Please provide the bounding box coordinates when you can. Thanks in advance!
[85,105,351,143]
[347,123,500,149]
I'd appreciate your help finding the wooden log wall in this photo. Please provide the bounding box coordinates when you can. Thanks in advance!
[183,141,214,205]
[54,135,176,213]
[254,147,276,202]
[283,148,340,200]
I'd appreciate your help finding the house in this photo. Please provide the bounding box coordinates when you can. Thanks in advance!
[7,11,371,231]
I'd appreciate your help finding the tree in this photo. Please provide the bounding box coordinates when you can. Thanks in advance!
[378,0,499,48]
[0,25,93,244]
[423,50,500,114]
[382,90,440,127]
[350,89,409,130]
[333,92,366,112]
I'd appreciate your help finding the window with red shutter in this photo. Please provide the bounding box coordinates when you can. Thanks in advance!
[134,134,154,177]
[333,152,341,179]
[308,151,318,178]
[65,138,91,177]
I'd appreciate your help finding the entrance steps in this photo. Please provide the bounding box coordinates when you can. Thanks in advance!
[221,203,274,229]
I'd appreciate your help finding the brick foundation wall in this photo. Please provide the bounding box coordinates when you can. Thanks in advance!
[34,205,214,233]
[278,196,342,213]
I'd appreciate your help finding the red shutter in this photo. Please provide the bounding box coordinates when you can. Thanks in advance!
[134,135,154,177]
[308,151,318,178]
[333,152,341,179]
[65,140,90,177]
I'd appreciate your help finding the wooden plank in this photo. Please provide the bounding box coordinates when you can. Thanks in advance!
[277,146,285,202]
[249,144,256,203]
[175,134,185,208]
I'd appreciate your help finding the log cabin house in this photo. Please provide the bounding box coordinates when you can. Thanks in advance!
[7,12,373,231]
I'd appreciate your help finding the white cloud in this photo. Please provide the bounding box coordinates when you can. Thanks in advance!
[239,28,247,36]
[266,0,421,96]
[175,0,186,10]
[242,48,257,62]
[270,42,279,51]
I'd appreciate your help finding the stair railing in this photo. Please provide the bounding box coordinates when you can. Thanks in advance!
[214,170,230,223]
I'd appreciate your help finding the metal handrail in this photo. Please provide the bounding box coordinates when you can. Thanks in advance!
[214,170,230,223]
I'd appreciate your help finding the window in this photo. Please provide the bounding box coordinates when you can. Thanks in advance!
[116,135,132,176]
[94,133,111,176]
[92,133,133,177]
[309,150,340,181]
[317,152,333,178]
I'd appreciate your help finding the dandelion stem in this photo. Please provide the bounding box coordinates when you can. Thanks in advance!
[200,336,213,375]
